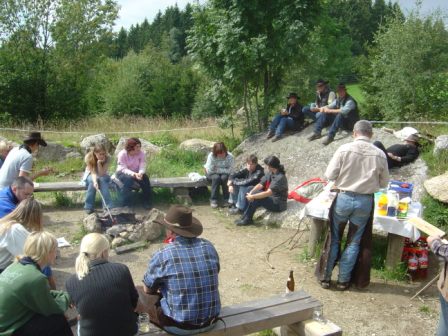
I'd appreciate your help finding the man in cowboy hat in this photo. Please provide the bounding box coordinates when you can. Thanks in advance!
[267,92,304,142]
[142,205,221,334]
[373,134,420,169]
[0,132,53,189]
[302,79,336,122]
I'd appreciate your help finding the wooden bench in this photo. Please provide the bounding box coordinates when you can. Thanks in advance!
[139,290,341,336]
[33,177,208,204]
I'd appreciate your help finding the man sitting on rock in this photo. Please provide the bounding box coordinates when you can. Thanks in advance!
[227,154,264,215]
[373,134,420,169]
[302,79,336,122]
[267,92,304,142]
[308,83,359,146]
[143,205,221,334]
[0,176,34,218]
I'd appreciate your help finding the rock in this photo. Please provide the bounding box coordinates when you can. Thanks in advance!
[83,214,102,233]
[105,224,128,237]
[179,139,215,156]
[36,142,80,162]
[65,151,82,160]
[128,224,145,242]
[434,135,448,156]
[114,137,161,158]
[235,127,428,228]
[119,231,130,239]
[111,237,128,248]
[80,133,114,154]
[424,173,448,203]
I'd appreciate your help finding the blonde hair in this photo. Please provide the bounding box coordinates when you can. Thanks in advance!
[0,140,12,155]
[84,144,108,173]
[75,233,110,280]
[0,198,43,235]
[23,231,57,264]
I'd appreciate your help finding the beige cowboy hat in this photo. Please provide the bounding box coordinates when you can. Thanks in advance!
[155,205,203,238]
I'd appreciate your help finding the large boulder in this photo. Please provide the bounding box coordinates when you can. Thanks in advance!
[424,173,448,204]
[83,213,102,233]
[179,139,215,156]
[434,135,448,156]
[234,127,428,228]
[114,137,161,158]
[80,134,114,154]
[36,142,80,162]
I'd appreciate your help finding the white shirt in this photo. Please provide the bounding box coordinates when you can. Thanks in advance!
[0,147,33,189]
[0,223,30,269]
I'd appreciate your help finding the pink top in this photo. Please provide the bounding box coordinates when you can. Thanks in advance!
[116,149,146,176]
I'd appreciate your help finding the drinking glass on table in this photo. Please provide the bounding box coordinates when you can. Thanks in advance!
[138,313,150,333]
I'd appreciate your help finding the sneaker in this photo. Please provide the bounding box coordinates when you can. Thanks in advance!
[210,200,218,209]
[322,136,334,146]
[308,133,321,141]
[320,280,331,289]
[228,207,242,215]
[85,209,95,215]
[271,135,283,142]
[267,131,275,139]
[234,217,253,226]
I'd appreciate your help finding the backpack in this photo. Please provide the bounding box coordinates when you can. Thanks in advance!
[288,178,327,204]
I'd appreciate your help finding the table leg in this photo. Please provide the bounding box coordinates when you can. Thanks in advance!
[308,218,327,258]
[385,233,405,269]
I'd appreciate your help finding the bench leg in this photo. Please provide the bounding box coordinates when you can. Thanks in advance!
[173,187,192,205]
[288,319,342,336]
[385,233,405,269]
[308,219,327,258]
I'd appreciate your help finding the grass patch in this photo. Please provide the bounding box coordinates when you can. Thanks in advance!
[33,157,84,182]
[422,194,448,232]
[149,148,205,178]
[347,84,366,105]
[371,234,408,281]
[71,224,89,245]
[257,330,276,336]
[421,147,448,177]
[153,188,177,205]
[419,305,431,315]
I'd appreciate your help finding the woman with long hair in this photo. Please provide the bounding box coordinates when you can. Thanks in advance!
[115,138,153,209]
[235,155,288,226]
[65,233,139,336]
[83,144,113,214]
[0,231,72,336]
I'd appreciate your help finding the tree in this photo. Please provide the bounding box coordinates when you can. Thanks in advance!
[363,11,448,121]
[188,0,321,131]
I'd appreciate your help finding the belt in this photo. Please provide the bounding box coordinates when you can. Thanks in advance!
[334,189,373,196]
[167,317,218,330]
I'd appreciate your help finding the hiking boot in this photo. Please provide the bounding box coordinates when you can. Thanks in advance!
[322,136,334,146]
[266,131,275,139]
[210,200,218,209]
[336,281,350,291]
[308,133,321,141]
[320,280,331,289]
[234,217,253,226]
[271,135,283,142]
[228,207,242,215]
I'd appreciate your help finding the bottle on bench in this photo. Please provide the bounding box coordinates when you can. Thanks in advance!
[286,270,295,293]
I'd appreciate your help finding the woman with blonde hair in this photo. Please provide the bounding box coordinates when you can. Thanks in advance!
[0,231,72,336]
[83,144,113,214]
[0,140,13,168]
[66,233,139,336]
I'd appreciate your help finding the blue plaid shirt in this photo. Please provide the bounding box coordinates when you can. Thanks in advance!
[143,236,221,325]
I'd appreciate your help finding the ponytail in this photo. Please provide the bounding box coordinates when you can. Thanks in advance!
[75,233,110,280]
[278,164,286,174]
[75,252,91,280]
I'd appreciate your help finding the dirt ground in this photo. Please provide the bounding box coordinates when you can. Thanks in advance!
[45,203,440,336]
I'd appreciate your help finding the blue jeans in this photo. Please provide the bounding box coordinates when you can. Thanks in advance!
[164,323,216,335]
[230,185,252,211]
[269,115,297,136]
[437,294,448,336]
[314,113,345,138]
[302,105,321,122]
[243,195,283,221]
[116,172,153,208]
[84,174,113,211]
[325,192,373,283]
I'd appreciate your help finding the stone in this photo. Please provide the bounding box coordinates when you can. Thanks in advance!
[424,173,448,203]
[105,224,128,237]
[119,231,130,239]
[111,237,128,248]
[434,135,448,156]
[83,214,102,233]
[36,142,80,162]
[179,138,215,156]
[114,137,161,159]
[65,151,82,160]
[128,224,145,242]
[80,133,114,154]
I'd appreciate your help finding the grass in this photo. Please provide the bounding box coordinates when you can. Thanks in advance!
[371,234,409,281]
[419,305,432,315]
[422,194,448,232]
[33,157,84,182]
[148,148,205,178]
[257,330,276,336]
[71,224,89,245]
[347,84,366,105]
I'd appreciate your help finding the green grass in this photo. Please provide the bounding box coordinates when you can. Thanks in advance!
[347,84,366,105]
[419,305,431,315]
[33,157,84,182]
[148,148,205,178]
[422,194,448,232]
[371,234,409,281]
[257,330,276,336]
[71,224,89,245]
[421,147,448,177]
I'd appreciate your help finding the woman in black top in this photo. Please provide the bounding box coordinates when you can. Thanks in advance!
[65,233,139,336]
[235,156,288,226]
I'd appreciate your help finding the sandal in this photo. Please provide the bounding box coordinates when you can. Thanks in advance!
[320,280,331,289]
[336,282,350,291]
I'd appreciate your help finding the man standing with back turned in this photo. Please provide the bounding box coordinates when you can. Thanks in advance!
[317,120,389,290]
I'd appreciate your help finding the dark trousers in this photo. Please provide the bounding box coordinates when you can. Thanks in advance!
[207,174,229,201]
[314,113,345,138]
[243,196,282,221]
[373,141,396,168]
[13,313,73,336]
[116,172,153,207]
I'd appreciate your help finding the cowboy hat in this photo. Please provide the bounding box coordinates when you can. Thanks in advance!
[23,132,47,147]
[405,134,420,144]
[286,92,299,99]
[155,205,203,238]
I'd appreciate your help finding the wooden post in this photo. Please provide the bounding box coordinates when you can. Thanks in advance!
[385,233,405,269]
[308,219,327,258]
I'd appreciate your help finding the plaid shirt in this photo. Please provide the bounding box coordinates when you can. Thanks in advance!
[143,236,221,325]
[430,239,448,259]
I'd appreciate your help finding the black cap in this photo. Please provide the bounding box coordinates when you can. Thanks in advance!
[316,79,329,86]
[286,92,299,99]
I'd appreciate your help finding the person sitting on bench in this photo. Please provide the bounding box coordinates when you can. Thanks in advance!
[302,79,336,123]
[143,205,221,335]
[65,233,139,336]
[267,92,304,142]
[116,138,153,210]
[0,176,34,218]
[0,231,72,336]
[234,155,288,226]
[373,134,420,169]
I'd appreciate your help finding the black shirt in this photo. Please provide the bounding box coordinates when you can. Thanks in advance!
[260,172,288,210]
[387,143,419,167]
[65,260,139,336]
